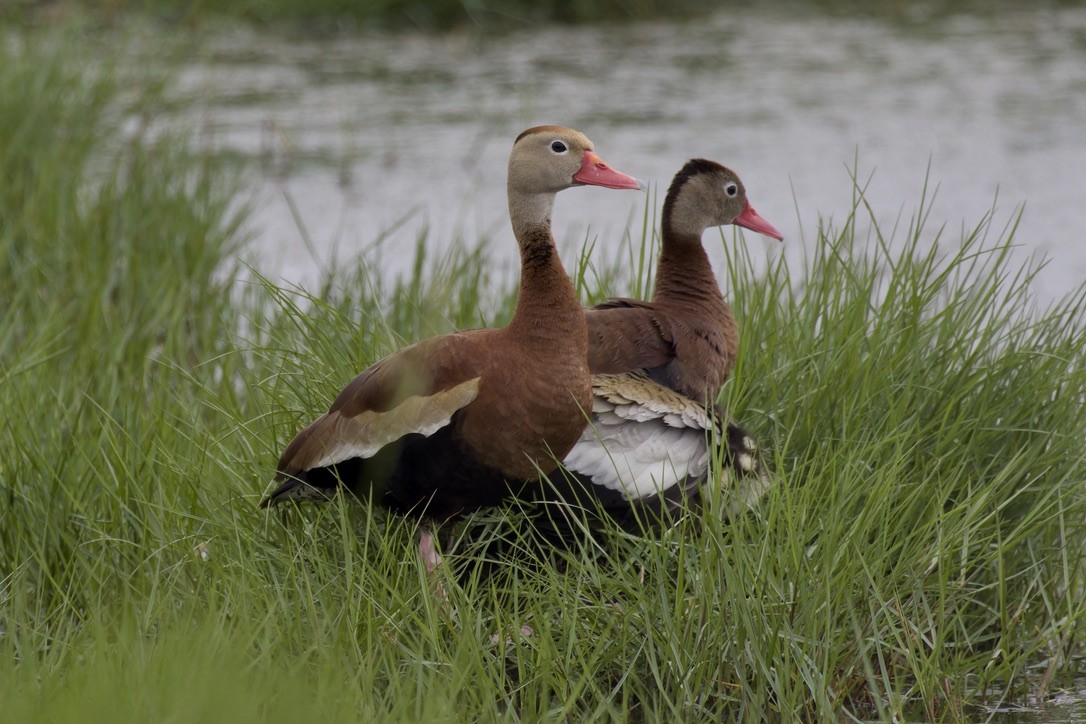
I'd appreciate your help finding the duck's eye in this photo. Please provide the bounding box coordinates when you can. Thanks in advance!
[725,183,739,197]
[550,140,568,154]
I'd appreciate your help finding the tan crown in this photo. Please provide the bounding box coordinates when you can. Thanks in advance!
[508,126,595,194]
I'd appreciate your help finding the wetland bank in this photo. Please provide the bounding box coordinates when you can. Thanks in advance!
[2,2,1085,721]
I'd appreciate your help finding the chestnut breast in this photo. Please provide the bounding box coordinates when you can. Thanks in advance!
[457,328,592,479]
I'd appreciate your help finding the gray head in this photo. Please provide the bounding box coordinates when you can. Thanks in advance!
[506,125,643,236]
[661,158,783,242]
[508,125,644,195]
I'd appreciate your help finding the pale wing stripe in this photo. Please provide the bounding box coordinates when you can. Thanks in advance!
[309,378,480,470]
[562,372,727,501]
[564,408,710,500]
[592,373,714,430]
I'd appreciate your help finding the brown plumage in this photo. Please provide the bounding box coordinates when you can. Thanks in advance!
[261,126,642,566]
[587,158,783,402]
[536,159,783,536]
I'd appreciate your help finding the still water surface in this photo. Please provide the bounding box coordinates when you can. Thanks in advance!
[163,5,1086,303]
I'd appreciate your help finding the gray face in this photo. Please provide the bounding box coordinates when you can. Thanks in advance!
[687,167,748,229]
[667,164,750,238]
[507,126,594,195]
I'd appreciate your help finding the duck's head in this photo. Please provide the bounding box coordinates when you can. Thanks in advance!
[508,125,644,195]
[663,158,783,242]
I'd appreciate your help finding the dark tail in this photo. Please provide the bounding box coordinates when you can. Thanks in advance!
[258,473,337,508]
[722,421,772,517]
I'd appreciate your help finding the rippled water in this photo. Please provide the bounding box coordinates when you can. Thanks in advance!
[964,672,1086,723]
[161,5,1086,303]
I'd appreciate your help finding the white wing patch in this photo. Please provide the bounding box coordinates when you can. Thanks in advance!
[308,377,481,470]
[563,373,713,501]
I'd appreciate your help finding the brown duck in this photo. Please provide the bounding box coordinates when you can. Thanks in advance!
[261,126,643,569]
[587,158,782,400]
[540,159,783,532]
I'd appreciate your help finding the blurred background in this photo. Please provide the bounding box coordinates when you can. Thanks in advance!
[6,0,1085,297]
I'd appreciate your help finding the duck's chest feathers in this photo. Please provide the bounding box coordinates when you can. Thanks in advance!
[459,352,591,478]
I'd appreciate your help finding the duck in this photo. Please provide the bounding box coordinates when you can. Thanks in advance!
[587,158,782,400]
[261,126,644,572]
[536,159,783,534]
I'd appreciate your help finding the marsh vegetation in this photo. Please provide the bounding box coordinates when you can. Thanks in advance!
[2,7,1085,722]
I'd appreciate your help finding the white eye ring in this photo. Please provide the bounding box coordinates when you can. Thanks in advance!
[550,140,569,154]
[725,183,738,197]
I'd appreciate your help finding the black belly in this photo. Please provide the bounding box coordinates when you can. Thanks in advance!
[299,419,523,522]
[533,466,699,539]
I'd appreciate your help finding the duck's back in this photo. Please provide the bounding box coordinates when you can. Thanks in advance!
[585,289,735,402]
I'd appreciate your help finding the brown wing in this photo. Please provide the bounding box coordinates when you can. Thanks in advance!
[591,296,652,312]
[588,298,737,401]
[269,332,488,495]
[585,301,675,376]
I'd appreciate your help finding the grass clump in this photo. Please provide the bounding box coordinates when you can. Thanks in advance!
[0,30,242,625]
[2,28,1085,722]
[714,189,1086,718]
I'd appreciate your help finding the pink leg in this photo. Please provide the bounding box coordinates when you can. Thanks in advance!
[418,526,447,601]
[418,527,443,575]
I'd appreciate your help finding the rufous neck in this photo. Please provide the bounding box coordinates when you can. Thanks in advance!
[652,235,726,311]
[506,191,586,346]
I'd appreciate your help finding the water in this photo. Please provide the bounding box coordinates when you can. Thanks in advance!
[963,672,1086,723]
[160,4,1086,304]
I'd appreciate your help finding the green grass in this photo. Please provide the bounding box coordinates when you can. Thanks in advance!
[2,28,1085,723]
